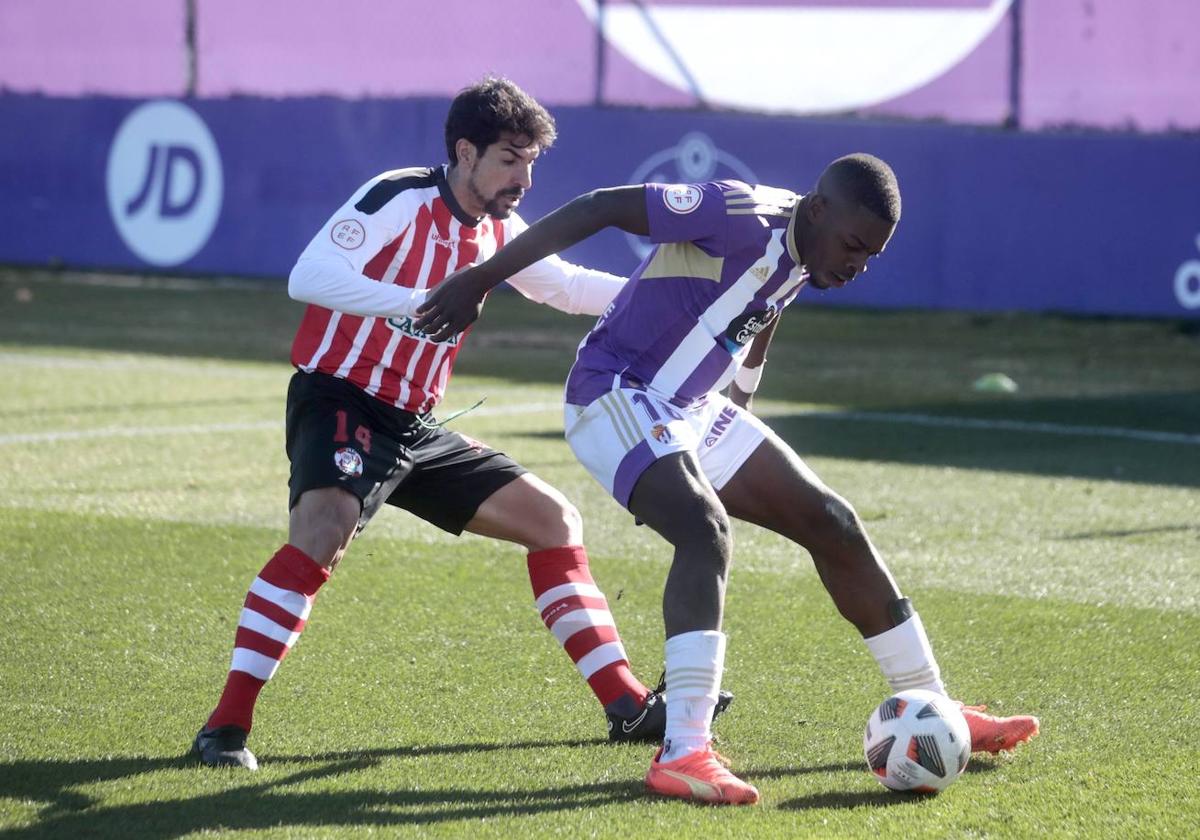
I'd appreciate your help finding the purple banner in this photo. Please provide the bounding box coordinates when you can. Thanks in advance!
[1,95,1197,318]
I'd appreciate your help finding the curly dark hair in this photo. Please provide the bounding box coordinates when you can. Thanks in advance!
[444,76,557,165]
[818,153,901,224]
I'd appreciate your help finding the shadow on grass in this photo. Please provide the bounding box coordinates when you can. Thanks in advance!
[761,395,1200,488]
[513,391,1200,488]
[0,744,876,837]
[775,755,1002,811]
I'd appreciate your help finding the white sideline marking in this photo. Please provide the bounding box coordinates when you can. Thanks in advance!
[0,403,563,445]
[1,402,1195,447]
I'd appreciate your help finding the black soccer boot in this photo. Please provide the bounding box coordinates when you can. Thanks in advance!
[192,725,259,770]
[606,673,735,743]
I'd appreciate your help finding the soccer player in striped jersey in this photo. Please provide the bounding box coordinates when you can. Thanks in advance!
[415,154,1040,805]
[192,77,731,770]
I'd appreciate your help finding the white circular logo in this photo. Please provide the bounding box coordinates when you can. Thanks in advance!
[625,133,757,259]
[663,184,703,215]
[334,447,364,477]
[331,219,366,250]
[105,100,224,266]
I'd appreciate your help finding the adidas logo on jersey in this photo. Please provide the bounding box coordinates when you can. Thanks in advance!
[750,265,770,281]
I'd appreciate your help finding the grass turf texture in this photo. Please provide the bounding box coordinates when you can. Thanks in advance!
[1,270,1198,838]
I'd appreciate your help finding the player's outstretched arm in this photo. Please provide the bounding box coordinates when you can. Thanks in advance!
[415,186,648,342]
[729,314,781,411]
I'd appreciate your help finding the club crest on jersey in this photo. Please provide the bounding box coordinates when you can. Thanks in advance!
[330,219,365,250]
[333,447,364,477]
[386,314,462,345]
[650,423,673,443]
[663,184,703,214]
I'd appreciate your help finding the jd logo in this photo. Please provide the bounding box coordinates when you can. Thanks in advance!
[625,132,757,261]
[105,100,223,266]
[1175,233,1200,310]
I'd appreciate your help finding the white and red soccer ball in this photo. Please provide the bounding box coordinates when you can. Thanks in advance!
[864,689,971,793]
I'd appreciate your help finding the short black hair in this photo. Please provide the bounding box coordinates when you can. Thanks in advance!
[443,76,557,165]
[817,153,901,224]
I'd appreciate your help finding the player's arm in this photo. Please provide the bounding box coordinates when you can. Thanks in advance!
[288,180,425,318]
[505,254,627,317]
[288,258,429,318]
[729,314,781,411]
[415,186,648,341]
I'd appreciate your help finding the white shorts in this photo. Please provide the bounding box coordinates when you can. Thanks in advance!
[564,387,769,508]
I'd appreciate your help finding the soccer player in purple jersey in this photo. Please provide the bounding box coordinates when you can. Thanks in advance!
[416,154,1039,805]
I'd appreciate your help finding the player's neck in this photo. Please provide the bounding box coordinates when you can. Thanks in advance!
[445,164,486,220]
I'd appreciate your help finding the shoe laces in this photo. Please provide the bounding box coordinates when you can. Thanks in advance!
[652,670,667,695]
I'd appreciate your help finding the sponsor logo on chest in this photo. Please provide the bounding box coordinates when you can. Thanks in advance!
[385,314,461,345]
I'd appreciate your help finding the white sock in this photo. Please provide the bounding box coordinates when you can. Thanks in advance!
[661,630,726,762]
[863,613,946,695]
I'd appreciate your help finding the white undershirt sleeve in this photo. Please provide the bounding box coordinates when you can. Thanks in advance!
[286,171,430,319]
[502,212,625,315]
[288,257,428,319]
[506,254,626,316]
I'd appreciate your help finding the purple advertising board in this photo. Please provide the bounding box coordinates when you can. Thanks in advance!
[1,94,1198,317]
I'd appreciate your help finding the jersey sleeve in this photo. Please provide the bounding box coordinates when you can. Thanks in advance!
[644,181,739,254]
[287,174,427,318]
[502,213,627,316]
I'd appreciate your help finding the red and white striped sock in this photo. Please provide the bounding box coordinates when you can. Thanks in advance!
[527,545,648,709]
[206,544,330,732]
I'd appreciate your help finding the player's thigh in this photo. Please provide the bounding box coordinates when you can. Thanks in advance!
[564,388,701,509]
[285,371,416,541]
[627,450,729,550]
[693,394,773,494]
[465,472,581,550]
[385,427,527,536]
[717,426,842,541]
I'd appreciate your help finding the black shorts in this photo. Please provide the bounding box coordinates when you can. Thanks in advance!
[284,371,526,534]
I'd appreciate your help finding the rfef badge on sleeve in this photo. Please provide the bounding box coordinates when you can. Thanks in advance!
[663,184,703,214]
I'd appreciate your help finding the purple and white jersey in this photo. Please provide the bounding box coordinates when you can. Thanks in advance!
[566,180,808,408]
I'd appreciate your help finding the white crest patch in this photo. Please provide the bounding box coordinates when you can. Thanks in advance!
[333,447,364,476]
[330,219,366,250]
[662,184,703,215]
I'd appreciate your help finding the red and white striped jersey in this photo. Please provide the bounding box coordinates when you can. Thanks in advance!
[289,165,623,415]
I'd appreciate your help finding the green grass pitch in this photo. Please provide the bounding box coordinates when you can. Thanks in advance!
[1,270,1197,838]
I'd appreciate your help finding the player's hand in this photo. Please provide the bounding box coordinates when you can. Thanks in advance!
[415,267,488,343]
[728,382,754,411]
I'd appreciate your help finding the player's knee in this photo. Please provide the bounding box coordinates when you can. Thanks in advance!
[532,497,582,548]
[557,500,584,545]
[514,486,583,550]
[678,500,733,567]
[814,491,866,548]
[289,490,359,568]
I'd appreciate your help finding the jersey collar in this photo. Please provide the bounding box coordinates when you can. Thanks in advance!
[435,164,483,228]
[786,192,804,267]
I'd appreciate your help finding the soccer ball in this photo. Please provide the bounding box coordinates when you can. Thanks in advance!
[863,689,971,793]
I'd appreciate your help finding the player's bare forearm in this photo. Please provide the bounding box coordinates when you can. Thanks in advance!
[729,315,781,410]
[414,186,647,341]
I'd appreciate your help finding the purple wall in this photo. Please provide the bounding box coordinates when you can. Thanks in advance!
[1,1,1197,132]
[1023,2,1200,132]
